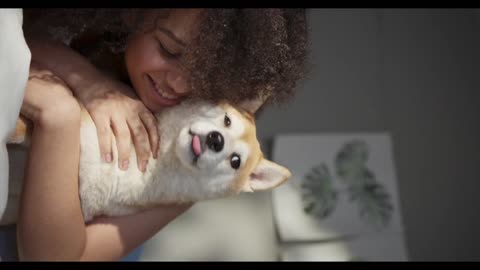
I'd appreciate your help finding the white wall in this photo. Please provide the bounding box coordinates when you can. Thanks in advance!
[379,9,480,261]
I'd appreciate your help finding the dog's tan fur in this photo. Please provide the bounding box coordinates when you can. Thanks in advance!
[8,116,31,145]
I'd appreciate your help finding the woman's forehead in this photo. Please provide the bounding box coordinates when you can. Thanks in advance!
[146,9,203,44]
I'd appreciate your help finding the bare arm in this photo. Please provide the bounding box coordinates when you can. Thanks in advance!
[81,204,191,261]
[23,31,159,172]
[23,32,104,101]
[16,64,85,260]
[21,8,102,89]
[17,64,192,261]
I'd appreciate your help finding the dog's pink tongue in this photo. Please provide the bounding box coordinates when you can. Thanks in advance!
[192,135,202,156]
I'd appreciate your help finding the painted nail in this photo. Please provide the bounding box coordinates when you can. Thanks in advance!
[104,153,112,163]
[120,160,129,170]
[141,160,148,172]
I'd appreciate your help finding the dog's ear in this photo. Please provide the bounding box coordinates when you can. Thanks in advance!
[242,158,291,192]
[238,91,272,115]
[238,97,264,115]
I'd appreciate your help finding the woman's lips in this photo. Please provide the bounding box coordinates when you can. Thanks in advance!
[145,74,181,107]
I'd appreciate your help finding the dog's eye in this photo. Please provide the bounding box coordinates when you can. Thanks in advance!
[230,154,241,170]
[224,114,231,127]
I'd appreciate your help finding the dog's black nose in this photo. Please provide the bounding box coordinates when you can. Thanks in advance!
[206,131,224,152]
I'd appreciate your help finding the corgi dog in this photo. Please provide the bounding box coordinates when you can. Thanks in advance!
[1,99,291,224]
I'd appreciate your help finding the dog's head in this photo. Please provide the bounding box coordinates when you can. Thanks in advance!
[174,99,291,197]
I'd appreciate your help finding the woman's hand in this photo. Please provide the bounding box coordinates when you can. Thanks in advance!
[76,78,159,172]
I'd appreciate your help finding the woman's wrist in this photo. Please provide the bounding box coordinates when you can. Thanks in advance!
[34,99,81,130]
[67,64,110,101]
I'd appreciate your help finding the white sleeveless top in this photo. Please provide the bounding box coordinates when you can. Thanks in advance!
[0,7,31,235]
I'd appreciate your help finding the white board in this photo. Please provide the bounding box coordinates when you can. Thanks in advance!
[271,133,408,261]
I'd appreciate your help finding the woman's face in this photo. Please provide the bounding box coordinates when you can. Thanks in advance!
[124,9,202,112]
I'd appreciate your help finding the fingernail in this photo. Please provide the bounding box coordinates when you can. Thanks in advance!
[120,160,129,170]
[141,160,148,172]
[104,153,112,163]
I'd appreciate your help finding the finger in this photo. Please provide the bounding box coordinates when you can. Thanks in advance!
[140,111,159,159]
[91,114,113,163]
[127,118,151,172]
[111,117,132,171]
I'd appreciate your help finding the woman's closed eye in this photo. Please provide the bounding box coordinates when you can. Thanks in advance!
[155,37,181,58]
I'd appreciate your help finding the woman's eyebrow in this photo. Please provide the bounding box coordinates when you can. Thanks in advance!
[157,27,186,47]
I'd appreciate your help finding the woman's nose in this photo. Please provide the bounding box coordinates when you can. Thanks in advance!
[167,71,189,95]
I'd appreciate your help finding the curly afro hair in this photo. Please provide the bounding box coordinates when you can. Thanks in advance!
[23,8,309,107]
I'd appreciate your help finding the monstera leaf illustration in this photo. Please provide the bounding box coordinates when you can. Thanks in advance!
[348,180,394,230]
[345,167,376,200]
[334,139,394,229]
[335,140,369,184]
[301,163,338,219]
[300,139,394,230]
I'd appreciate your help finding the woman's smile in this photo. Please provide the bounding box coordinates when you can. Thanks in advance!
[145,74,182,106]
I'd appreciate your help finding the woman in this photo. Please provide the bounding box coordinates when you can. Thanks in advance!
[17,8,308,261]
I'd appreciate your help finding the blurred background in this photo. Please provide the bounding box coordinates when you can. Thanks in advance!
[136,9,480,261]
